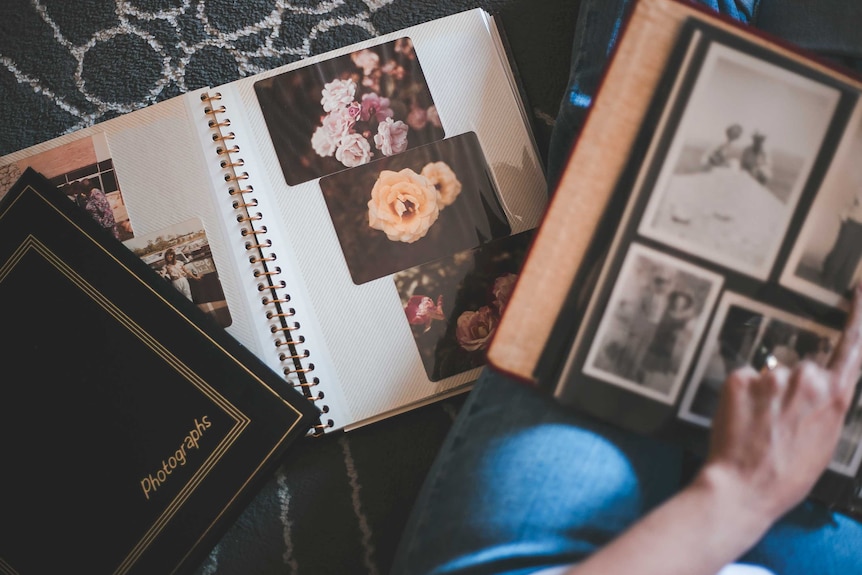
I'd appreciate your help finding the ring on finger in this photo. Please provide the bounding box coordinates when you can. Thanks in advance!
[761,353,780,374]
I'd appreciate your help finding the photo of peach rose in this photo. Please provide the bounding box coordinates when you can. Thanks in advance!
[254,37,445,187]
[365,160,462,244]
[320,132,512,285]
[393,229,536,381]
[367,167,442,243]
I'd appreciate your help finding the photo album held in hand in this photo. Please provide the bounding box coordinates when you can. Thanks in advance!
[488,0,862,521]
[0,9,548,434]
[0,168,319,574]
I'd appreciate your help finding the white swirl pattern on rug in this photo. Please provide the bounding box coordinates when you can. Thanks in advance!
[10,0,395,137]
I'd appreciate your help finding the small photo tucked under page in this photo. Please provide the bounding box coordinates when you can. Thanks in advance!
[834,392,862,477]
[638,40,840,280]
[781,101,862,308]
[583,243,723,404]
[319,131,511,285]
[394,229,535,382]
[123,218,232,328]
[0,132,134,241]
[677,291,862,476]
[253,36,445,187]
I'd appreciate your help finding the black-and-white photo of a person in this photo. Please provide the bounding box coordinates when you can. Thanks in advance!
[833,397,862,477]
[822,191,862,293]
[782,103,862,307]
[739,131,772,185]
[638,41,840,280]
[583,244,722,404]
[700,122,743,170]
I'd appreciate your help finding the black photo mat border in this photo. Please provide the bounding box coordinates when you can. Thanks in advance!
[543,18,862,509]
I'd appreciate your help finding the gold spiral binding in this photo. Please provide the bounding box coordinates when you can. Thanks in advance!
[242,227,268,238]
[262,295,290,305]
[267,309,294,319]
[257,280,286,291]
[292,380,319,388]
[271,323,300,334]
[200,91,222,103]
[310,402,335,434]
[201,89,326,435]
[311,421,334,436]
[229,184,254,196]
[255,267,281,277]
[220,158,245,169]
[213,132,236,143]
[234,199,259,209]
[237,212,263,223]
[275,335,305,347]
[246,240,272,250]
[279,349,308,361]
[285,364,314,375]
[224,171,249,182]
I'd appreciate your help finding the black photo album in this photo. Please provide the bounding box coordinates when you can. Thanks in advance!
[0,169,318,575]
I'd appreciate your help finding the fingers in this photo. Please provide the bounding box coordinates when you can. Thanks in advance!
[753,365,791,412]
[723,364,789,412]
[828,283,862,390]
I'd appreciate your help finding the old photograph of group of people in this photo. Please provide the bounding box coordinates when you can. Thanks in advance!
[571,30,862,478]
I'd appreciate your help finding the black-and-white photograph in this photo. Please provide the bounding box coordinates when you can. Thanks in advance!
[679,292,840,427]
[638,41,840,280]
[582,243,723,404]
[781,102,862,308]
[832,394,862,477]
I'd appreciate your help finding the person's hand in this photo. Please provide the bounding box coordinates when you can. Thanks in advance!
[700,283,862,526]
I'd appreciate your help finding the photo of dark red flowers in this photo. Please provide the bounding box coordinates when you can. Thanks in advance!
[394,229,535,381]
[320,131,512,285]
[253,37,445,186]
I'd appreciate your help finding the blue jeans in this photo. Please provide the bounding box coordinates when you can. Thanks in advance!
[390,372,862,575]
[391,1,862,574]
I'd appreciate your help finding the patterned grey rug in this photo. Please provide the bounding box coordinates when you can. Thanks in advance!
[0,1,575,573]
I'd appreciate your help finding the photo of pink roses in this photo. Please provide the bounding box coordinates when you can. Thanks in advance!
[394,229,536,381]
[319,131,512,285]
[253,37,445,186]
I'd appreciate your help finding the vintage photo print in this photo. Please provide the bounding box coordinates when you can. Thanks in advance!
[123,218,232,328]
[679,292,840,427]
[0,132,134,240]
[678,291,862,476]
[832,392,862,477]
[781,102,862,308]
[638,41,841,279]
[393,229,534,381]
[319,132,511,285]
[254,37,445,187]
[582,243,723,404]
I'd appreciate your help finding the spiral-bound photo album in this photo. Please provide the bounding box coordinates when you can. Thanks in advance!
[0,9,548,433]
[488,0,862,521]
